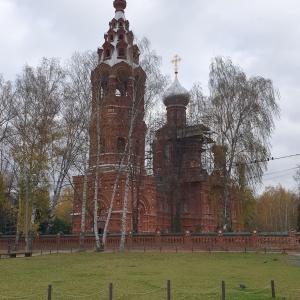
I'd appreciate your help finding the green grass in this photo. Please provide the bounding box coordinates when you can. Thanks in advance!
[0,252,300,299]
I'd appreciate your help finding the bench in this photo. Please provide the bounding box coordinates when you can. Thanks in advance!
[0,252,32,258]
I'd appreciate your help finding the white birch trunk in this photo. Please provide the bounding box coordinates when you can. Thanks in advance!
[46,172,68,234]
[93,99,102,252]
[79,141,89,251]
[102,100,136,247]
[119,156,131,251]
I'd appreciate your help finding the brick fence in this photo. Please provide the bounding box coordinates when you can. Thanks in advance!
[0,229,299,252]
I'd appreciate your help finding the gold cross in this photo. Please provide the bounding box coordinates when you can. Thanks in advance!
[171,54,182,75]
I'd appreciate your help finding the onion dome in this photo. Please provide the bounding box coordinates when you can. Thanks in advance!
[163,76,190,107]
[113,0,127,12]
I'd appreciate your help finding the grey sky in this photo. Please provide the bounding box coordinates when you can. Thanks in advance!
[1,0,299,193]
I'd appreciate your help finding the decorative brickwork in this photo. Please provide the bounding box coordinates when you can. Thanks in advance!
[72,0,244,235]
[1,230,299,251]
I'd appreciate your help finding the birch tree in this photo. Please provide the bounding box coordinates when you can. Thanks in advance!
[46,51,97,237]
[10,58,64,246]
[0,74,15,144]
[204,56,280,229]
[65,51,97,250]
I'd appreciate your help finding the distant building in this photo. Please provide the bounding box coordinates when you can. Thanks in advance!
[72,0,244,235]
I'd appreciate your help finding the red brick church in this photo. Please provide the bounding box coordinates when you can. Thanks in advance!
[72,0,244,235]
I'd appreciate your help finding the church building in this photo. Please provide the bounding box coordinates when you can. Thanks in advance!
[72,0,244,235]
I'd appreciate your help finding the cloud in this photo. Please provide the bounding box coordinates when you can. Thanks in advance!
[0,0,299,193]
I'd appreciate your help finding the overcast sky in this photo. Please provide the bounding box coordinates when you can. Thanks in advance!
[1,0,300,194]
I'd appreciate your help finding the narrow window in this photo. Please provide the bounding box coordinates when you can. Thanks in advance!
[118,34,123,40]
[183,203,189,212]
[110,34,114,42]
[117,137,125,153]
[119,48,125,57]
[164,145,169,161]
[115,89,121,97]
[105,49,111,58]
[100,139,105,153]
[135,140,140,156]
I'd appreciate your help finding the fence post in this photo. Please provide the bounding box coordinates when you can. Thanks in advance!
[167,280,171,300]
[271,280,275,298]
[109,282,113,300]
[222,280,225,300]
[48,284,52,300]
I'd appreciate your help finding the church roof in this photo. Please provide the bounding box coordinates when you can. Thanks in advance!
[163,76,190,107]
[98,0,139,68]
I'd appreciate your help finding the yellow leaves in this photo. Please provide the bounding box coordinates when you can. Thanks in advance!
[253,185,298,232]
[55,187,74,224]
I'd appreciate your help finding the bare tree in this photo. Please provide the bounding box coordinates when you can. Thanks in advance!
[10,58,64,246]
[0,74,15,144]
[57,51,97,249]
[205,56,280,229]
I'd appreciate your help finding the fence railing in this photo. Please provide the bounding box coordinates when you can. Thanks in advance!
[0,279,279,300]
[0,229,299,251]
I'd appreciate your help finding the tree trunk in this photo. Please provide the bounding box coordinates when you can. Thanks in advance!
[120,156,131,252]
[93,99,102,252]
[79,144,89,251]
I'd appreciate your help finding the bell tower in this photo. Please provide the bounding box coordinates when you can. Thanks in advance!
[89,0,147,170]
[70,0,159,236]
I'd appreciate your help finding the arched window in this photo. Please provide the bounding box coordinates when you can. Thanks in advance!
[115,89,121,97]
[164,145,169,161]
[115,74,127,97]
[100,74,109,98]
[100,138,105,153]
[135,140,140,156]
[118,48,125,57]
[119,22,123,27]
[117,137,126,153]
[183,203,189,212]
[118,34,123,40]
[110,34,114,42]
[105,49,111,58]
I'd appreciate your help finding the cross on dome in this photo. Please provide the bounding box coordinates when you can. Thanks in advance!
[171,54,182,76]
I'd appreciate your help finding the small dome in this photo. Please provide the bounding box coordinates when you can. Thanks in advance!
[163,76,190,107]
[113,0,126,12]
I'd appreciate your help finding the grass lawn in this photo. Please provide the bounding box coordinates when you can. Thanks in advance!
[0,251,300,300]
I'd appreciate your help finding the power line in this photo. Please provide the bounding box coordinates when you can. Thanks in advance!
[262,167,299,177]
[250,153,300,164]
